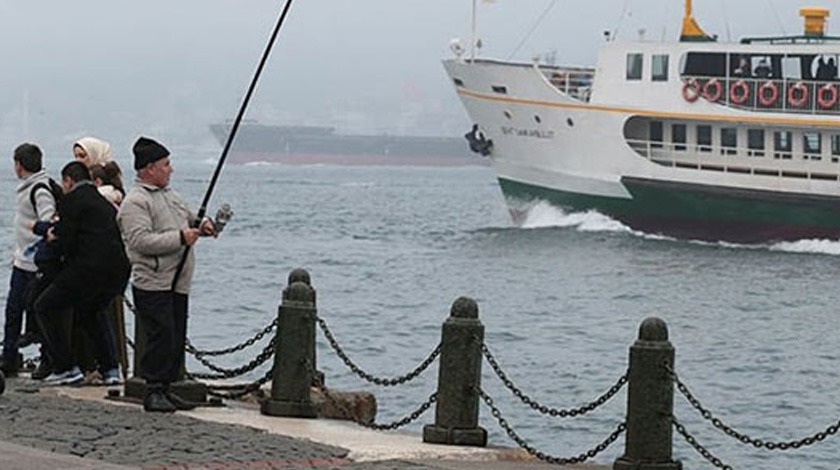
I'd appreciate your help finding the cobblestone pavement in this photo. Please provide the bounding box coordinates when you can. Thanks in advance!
[0,378,605,470]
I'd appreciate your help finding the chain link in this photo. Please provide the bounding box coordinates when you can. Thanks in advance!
[191,368,274,400]
[186,318,277,357]
[189,336,276,380]
[672,416,733,469]
[482,343,627,418]
[317,315,440,386]
[478,388,625,465]
[668,364,840,451]
[124,295,278,359]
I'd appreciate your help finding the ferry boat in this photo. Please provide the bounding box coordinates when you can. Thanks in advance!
[208,122,485,167]
[444,1,840,243]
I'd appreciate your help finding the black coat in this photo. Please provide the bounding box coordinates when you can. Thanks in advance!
[51,182,129,294]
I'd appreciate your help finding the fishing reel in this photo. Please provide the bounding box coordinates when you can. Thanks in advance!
[213,203,234,235]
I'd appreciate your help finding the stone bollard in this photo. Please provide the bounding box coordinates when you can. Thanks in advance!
[614,317,682,470]
[422,296,487,446]
[261,271,318,418]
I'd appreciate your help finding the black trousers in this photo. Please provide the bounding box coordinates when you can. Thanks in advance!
[132,287,188,387]
[34,281,118,374]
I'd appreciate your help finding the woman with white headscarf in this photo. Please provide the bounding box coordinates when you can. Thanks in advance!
[73,137,124,206]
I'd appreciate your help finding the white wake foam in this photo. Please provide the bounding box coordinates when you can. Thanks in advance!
[518,201,634,233]
[769,239,840,256]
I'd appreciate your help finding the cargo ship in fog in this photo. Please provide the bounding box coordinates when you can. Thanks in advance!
[208,121,485,166]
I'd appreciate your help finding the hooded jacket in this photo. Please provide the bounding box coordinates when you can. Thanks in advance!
[13,170,57,272]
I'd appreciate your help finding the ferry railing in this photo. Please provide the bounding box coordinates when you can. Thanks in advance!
[626,138,840,182]
[682,75,840,115]
[539,65,595,102]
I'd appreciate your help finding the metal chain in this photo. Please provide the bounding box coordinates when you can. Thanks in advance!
[124,295,277,359]
[668,364,840,451]
[196,368,274,400]
[478,388,625,465]
[672,416,733,469]
[482,343,627,418]
[315,378,437,431]
[189,336,276,380]
[186,318,277,358]
[316,315,440,386]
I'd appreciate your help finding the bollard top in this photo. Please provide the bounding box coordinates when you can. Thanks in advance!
[450,296,479,319]
[284,281,315,303]
[638,317,669,341]
[287,268,311,286]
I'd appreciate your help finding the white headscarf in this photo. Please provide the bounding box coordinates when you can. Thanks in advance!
[74,136,113,166]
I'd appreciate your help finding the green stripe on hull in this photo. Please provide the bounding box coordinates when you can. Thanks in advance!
[497,177,840,242]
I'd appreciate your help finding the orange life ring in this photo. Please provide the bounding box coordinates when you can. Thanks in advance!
[788,81,809,108]
[682,78,700,102]
[757,81,779,106]
[817,83,839,109]
[730,80,750,105]
[702,78,723,102]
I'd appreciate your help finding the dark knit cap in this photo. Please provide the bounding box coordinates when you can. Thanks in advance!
[133,136,169,170]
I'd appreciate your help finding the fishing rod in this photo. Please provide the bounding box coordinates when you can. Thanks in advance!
[171,0,295,290]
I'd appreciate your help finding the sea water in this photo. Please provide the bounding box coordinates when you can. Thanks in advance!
[2,152,840,469]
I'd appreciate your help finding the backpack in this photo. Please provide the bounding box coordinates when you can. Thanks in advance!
[29,178,63,214]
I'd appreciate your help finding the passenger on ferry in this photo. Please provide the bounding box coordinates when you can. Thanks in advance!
[732,57,751,77]
[753,59,772,79]
[828,58,838,81]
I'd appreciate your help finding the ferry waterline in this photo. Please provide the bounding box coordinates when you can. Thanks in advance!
[445,1,840,243]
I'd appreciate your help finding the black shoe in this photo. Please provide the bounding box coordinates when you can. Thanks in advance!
[165,392,198,411]
[31,359,52,381]
[18,332,39,348]
[143,391,176,413]
[0,358,18,378]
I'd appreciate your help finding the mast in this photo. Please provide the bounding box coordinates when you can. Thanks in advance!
[470,0,477,61]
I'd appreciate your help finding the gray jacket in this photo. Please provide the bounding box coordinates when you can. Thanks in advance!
[14,170,57,272]
[117,181,196,294]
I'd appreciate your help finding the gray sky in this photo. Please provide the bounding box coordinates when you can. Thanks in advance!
[0,0,827,161]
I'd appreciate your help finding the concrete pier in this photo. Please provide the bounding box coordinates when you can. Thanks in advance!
[0,376,608,470]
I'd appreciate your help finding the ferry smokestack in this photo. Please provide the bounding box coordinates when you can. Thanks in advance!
[800,7,830,37]
[680,0,715,42]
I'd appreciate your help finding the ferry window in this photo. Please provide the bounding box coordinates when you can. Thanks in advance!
[682,52,726,78]
[697,125,712,152]
[720,128,737,155]
[781,57,802,80]
[649,121,663,148]
[747,129,765,157]
[652,55,669,82]
[832,135,840,162]
[774,131,792,159]
[627,53,643,80]
[803,133,822,160]
[672,124,686,151]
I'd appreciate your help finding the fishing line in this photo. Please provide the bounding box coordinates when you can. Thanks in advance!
[171,0,295,290]
[506,0,559,60]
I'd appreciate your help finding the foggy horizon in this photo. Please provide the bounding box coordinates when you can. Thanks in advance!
[0,0,828,165]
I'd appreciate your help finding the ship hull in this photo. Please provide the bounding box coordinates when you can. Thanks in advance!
[499,177,840,243]
[209,123,487,166]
